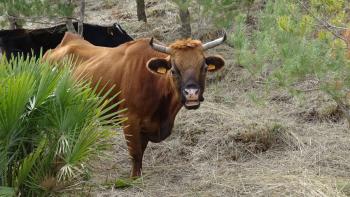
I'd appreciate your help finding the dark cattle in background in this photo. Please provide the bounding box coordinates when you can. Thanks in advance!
[0,29,26,38]
[0,22,133,59]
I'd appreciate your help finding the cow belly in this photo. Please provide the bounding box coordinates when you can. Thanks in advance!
[141,119,173,143]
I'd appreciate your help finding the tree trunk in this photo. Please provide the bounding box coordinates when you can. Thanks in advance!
[65,0,77,33]
[66,19,77,33]
[179,6,191,38]
[78,0,85,36]
[8,16,21,29]
[136,0,147,22]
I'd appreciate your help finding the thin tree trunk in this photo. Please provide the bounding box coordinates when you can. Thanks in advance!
[8,15,20,29]
[65,0,77,33]
[66,19,77,33]
[136,0,147,22]
[179,6,191,38]
[78,0,85,36]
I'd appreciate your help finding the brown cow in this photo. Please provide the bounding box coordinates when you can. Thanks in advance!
[44,32,226,177]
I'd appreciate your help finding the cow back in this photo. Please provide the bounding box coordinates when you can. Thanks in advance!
[0,23,133,59]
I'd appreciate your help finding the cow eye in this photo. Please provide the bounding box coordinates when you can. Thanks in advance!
[171,66,182,77]
[171,69,177,76]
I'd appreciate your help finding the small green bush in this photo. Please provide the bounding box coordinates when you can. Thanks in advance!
[0,56,123,196]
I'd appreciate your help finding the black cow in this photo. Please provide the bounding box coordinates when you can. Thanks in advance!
[0,22,133,59]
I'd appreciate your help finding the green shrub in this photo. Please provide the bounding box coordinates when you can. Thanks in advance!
[0,0,75,27]
[230,0,350,124]
[0,56,123,196]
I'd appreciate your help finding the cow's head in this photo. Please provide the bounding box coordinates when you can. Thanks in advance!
[147,35,226,109]
[107,24,124,36]
[106,24,133,46]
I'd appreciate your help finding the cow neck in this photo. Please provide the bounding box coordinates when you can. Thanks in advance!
[163,72,182,109]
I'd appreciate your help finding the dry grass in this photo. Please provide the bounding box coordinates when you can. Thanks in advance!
[24,0,350,196]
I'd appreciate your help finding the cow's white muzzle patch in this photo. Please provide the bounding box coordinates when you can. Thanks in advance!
[185,100,200,107]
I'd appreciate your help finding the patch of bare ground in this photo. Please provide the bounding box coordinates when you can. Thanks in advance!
[29,0,350,196]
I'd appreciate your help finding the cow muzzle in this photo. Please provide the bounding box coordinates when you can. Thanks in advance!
[183,88,201,109]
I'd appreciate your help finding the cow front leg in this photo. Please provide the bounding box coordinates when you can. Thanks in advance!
[124,126,148,178]
[140,136,149,167]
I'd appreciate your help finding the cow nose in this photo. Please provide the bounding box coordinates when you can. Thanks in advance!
[183,88,200,100]
[184,89,199,95]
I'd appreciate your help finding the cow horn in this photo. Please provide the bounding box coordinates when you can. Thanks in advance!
[202,33,227,51]
[150,37,171,54]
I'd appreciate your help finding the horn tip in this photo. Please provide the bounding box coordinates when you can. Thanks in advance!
[223,32,227,42]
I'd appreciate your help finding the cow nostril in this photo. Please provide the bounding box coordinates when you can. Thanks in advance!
[183,89,189,95]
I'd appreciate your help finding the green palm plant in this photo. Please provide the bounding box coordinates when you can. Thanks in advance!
[0,55,124,196]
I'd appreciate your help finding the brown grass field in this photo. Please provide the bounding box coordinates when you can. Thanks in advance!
[25,0,350,196]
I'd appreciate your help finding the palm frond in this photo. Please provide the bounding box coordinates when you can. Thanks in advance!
[0,55,123,195]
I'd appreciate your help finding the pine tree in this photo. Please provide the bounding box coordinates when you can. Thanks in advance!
[230,0,350,125]
[0,0,84,34]
[196,0,254,28]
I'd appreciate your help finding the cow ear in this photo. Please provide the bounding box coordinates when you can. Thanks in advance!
[147,58,171,75]
[205,55,225,72]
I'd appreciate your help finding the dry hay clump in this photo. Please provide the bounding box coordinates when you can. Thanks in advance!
[291,90,345,123]
[233,123,298,153]
[267,84,345,124]
[298,104,344,123]
[211,170,348,197]
[166,102,303,164]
